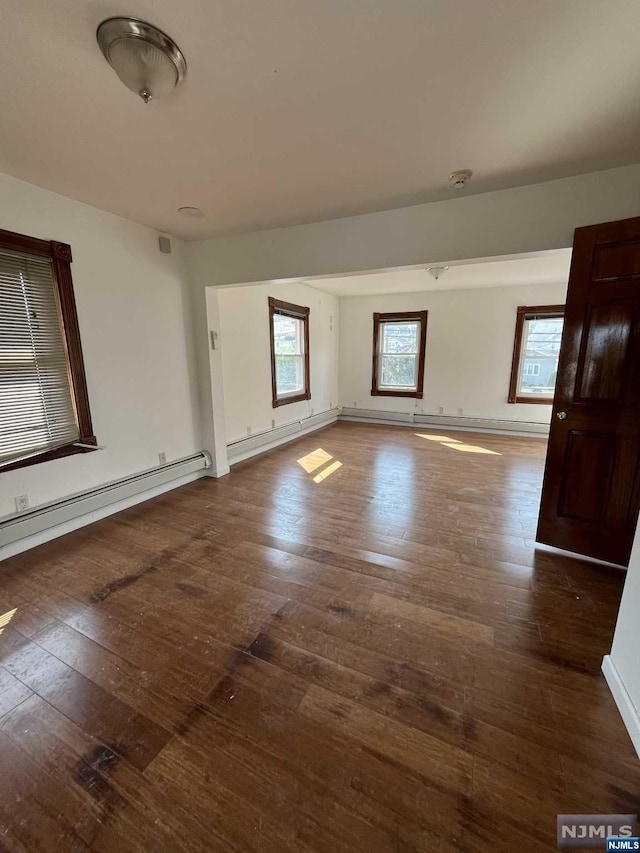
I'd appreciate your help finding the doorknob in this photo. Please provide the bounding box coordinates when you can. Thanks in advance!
[556,411,567,420]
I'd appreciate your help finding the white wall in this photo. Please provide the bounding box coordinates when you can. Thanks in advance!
[605,519,640,758]
[188,165,640,287]
[0,172,200,518]
[339,282,567,423]
[188,165,640,469]
[608,522,640,753]
[218,282,339,443]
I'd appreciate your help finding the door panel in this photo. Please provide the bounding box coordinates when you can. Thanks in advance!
[558,431,613,523]
[577,301,634,401]
[537,216,640,566]
[593,241,640,280]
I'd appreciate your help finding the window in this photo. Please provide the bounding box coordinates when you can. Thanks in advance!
[371,311,428,398]
[508,305,564,404]
[268,297,310,407]
[0,228,95,471]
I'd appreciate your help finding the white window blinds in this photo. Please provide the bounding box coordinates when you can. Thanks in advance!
[0,248,79,465]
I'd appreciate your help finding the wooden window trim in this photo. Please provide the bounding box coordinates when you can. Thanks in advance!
[0,227,96,472]
[371,310,428,399]
[508,304,565,405]
[268,296,311,408]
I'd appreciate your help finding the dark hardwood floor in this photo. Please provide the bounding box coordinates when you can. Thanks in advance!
[0,422,638,852]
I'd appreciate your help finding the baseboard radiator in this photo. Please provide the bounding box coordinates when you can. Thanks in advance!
[0,451,211,553]
[228,408,341,464]
[339,407,549,436]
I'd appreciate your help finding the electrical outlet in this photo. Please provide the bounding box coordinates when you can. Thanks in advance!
[438,406,444,414]
[457,408,463,416]
[15,495,29,512]
[247,426,252,436]
[271,419,276,429]
[158,452,167,465]
[311,407,314,415]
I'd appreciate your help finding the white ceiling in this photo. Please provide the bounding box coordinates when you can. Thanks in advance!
[1,1,640,240]
[307,252,571,297]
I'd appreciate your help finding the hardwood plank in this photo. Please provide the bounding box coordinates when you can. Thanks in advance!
[0,422,636,851]
[0,626,171,770]
[0,667,32,720]
[298,683,473,794]
[369,591,494,644]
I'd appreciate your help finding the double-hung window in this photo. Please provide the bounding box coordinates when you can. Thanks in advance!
[508,305,564,404]
[371,311,428,398]
[0,228,95,471]
[268,297,310,407]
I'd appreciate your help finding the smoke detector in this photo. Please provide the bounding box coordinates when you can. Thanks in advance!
[449,169,473,189]
[178,206,204,218]
[427,266,449,281]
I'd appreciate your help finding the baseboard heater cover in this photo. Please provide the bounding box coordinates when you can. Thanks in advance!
[339,407,549,436]
[227,408,341,464]
[0,451,211,552]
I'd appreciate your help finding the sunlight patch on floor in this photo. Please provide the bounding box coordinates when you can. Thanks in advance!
[415,434,501,455]
[442,443,501,455]
[313,460,343,483]
[297,448,334,473]
[0,608,17,637]
[297,448,344,483]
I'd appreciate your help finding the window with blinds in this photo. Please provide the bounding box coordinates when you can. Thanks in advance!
[0,229,94,471]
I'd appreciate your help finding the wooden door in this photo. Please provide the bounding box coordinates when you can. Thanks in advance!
[537,216,640,566]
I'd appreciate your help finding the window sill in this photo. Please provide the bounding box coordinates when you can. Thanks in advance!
[371,389,423,399]
[507,396,554,405]
[272,392,310,408]
[0,437,98,473]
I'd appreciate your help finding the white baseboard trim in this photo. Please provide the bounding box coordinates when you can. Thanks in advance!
[228,408,340,466]
[208,465,230,478]
[602,655,640,760]
[0,453,209,561]
[338,408,549,438]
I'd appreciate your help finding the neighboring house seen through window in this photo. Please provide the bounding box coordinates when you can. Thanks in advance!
[508,305,564,404]
[0,228,96,471]
[371,311,428,398]
[268,297,311,407]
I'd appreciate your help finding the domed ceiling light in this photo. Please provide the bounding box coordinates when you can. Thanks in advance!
[97,17,187,104]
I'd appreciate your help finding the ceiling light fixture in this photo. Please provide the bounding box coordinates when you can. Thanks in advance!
[427,266,449,281]
[178,206,204,218]
[97,17,187,104]
[449,169,473,189]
